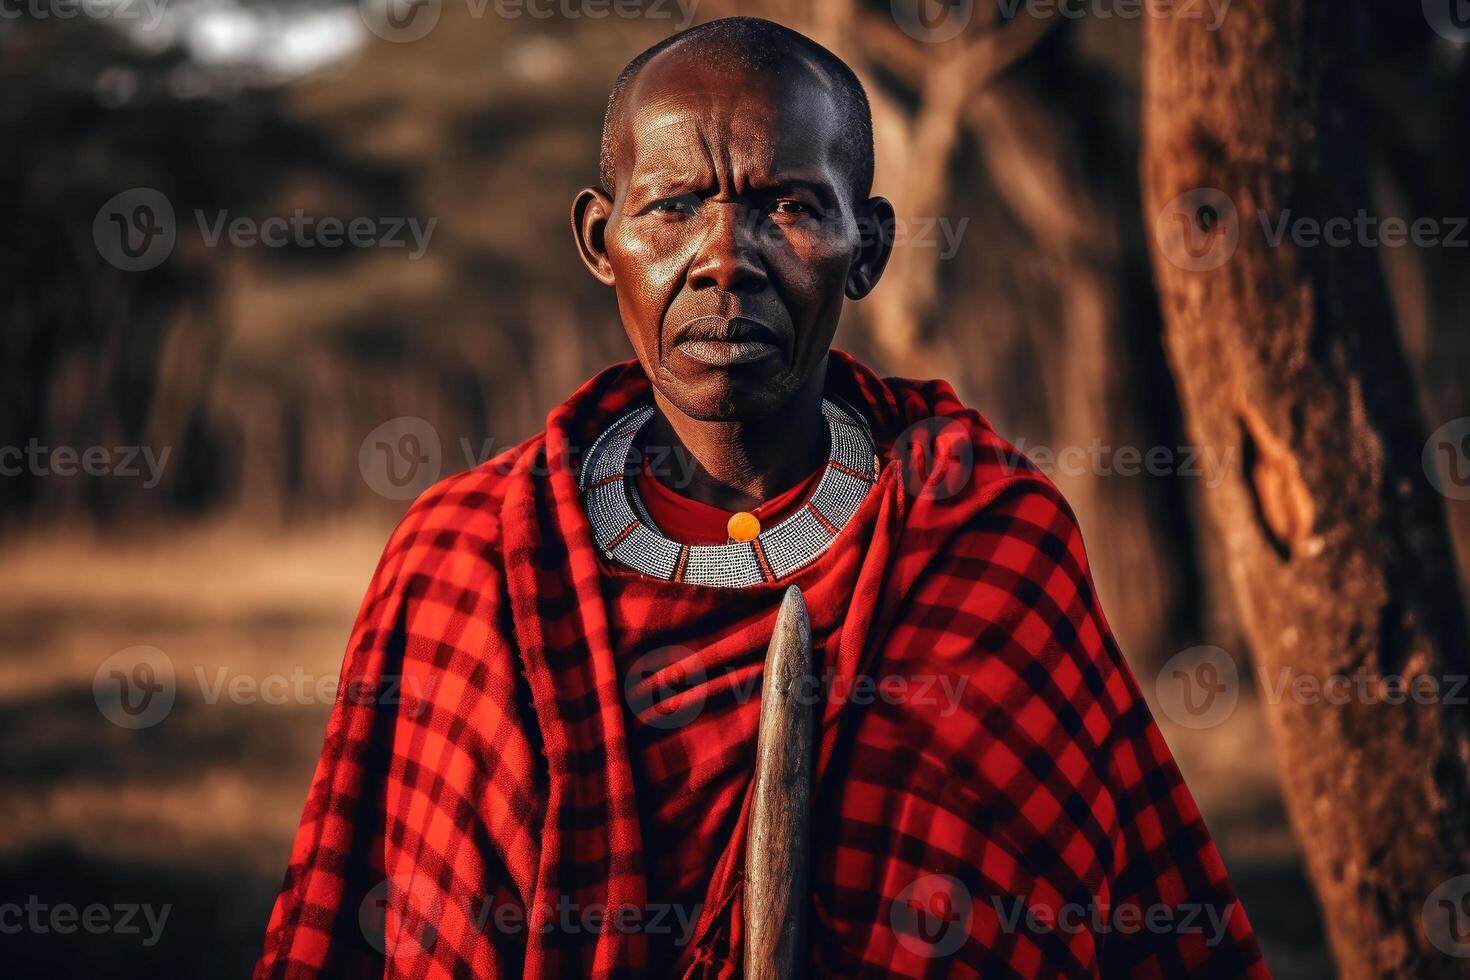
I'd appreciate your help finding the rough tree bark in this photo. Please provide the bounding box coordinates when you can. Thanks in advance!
[1143,2,1470,976]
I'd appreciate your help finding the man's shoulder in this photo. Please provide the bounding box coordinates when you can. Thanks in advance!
[873,385,1099,599]
[875,380,1067,515]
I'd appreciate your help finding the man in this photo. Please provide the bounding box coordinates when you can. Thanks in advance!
[257,17,1266,979]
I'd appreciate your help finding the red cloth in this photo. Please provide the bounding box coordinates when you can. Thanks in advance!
[255,350,1267,979]
[634,453,826,546]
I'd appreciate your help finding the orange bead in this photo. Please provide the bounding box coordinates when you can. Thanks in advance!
[727,511,761,542]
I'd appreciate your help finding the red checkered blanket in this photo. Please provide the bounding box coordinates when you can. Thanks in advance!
[256,350,1267,978]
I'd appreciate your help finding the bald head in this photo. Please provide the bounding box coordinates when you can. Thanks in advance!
[599,17,875,201]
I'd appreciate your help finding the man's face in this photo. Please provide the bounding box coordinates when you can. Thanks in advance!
[576,54,884,422]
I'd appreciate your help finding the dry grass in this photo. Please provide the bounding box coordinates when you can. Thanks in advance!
[0,518,388,977]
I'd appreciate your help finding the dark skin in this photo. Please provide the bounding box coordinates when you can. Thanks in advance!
[572,50,895,513]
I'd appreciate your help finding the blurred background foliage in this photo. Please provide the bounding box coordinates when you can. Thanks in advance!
[1,1,1466,976]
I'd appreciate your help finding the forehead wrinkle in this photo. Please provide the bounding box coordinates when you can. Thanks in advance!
[601,24,874,198]
[633,112,707,152]
[623,75,748,140]
[629,109,778,191]
[627,133,708,191]
[621,72,840,194]
[630,89,755,145]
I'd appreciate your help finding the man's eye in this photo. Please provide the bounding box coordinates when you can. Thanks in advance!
[651,195,697,215]
[771,199,811,216]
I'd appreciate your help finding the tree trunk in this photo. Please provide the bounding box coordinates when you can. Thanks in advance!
[1142,2,1470,977]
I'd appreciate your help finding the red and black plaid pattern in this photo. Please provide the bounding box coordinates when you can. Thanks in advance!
[256,350,1268,979]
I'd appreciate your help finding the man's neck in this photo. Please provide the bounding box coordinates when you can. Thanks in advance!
[643,381,828,513]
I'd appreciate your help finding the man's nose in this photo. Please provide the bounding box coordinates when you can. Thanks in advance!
[687,205,768,293]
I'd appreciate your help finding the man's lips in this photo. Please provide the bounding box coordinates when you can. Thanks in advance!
[676,339,781,366]
[670,314,785,367]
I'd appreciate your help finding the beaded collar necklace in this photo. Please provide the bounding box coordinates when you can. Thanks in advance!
[578,397,880,588]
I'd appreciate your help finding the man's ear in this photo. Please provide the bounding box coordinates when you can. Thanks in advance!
[571,187,617,286]
[846,196,896,300]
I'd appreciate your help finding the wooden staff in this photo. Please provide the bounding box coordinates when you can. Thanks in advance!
[744,585,815,980]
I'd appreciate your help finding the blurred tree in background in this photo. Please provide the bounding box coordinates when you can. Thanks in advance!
[1144,1,1470,974]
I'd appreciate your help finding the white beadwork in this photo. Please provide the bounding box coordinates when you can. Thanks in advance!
[760,506,835,579]
[682,542,766,587]
[578,397,878,588]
